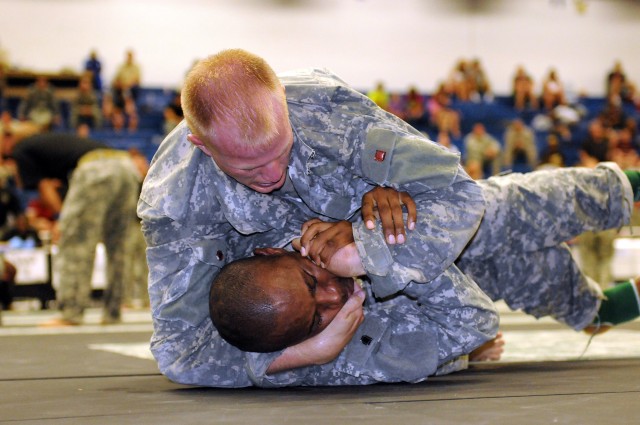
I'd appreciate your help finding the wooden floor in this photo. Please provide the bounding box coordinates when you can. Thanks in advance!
[1,303,639,425]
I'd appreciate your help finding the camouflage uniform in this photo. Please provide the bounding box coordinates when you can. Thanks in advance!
[56,150,143,323]
[457,163,633,330]
[139,69,496,387]
[138,69,632,388]
[356,162,632,330]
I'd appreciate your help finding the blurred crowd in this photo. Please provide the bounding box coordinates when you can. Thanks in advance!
[368,58,640,291]
[367,58,639,180]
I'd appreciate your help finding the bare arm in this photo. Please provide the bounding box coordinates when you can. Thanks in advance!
[266,284,365,374]
[37,178,63,215]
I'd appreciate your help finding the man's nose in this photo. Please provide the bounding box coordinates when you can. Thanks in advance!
[316,286,343,307]
[260,160,285,182]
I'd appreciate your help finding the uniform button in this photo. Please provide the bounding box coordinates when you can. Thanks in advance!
[216,250,224,261]
[360,335,372,346]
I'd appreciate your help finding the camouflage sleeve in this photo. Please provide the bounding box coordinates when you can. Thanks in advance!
[353,164,486,298]
[139,200,285,388]
[251,296,442,387]
[252,267,497,387]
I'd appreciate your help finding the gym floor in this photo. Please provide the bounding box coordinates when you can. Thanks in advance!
[1,302,639,425]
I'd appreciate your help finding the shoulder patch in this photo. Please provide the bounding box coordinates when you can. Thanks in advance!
[362,128,397,184]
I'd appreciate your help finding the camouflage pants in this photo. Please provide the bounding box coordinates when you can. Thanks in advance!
[457,163,633,330]
[575,229,617,289]
[55,153,140,323]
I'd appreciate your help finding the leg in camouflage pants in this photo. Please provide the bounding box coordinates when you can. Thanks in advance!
[457,162,634,330]
[55,154,141,324]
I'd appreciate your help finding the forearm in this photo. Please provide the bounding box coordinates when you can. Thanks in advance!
[38,179,63,215]
[353,169,486,298]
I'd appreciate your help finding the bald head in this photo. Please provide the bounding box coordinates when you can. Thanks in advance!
[182,49,284,148]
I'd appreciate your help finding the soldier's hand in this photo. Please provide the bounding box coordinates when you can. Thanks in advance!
[361,187,417,244]
[294,282,365,364]
[294,219,354,270]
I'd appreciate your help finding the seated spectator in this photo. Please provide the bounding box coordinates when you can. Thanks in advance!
[435,131,460,155]
[466,58,493,102]
[609,127,639,170]
[84,49,103,92]
[70,76,102,130]
[107,49,141,132]
[426,83,461,138]
[446,59,471,101]
[503,118,538,172]
[404,85,427,130]
[366,81,390,111]
[17,76,60,129]
[463,122,502,179]
[599,94,633,131]
[386,93,406,120]
[112,49,141,105]
[163,90,183,135]
[2,214,42,249]
[512,65,538,111]
[606,60,636,104]
[24,196,57,237]
[581,117,611,163]
[538,133,567,170]
[540,68,566,111]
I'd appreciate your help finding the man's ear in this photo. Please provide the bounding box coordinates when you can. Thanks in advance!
[187,134,213,157]
[254,247,288,257]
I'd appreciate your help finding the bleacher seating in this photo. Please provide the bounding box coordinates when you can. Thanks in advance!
[6,87,640,167]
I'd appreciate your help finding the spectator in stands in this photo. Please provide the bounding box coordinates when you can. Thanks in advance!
[427,83,461,138]
[8,132,149,326]
[538,133,567,170]
[512,65,538,111]
[17,76,60,129]
[386,92,406,120]
[84,50,103,92]
[540,68,566,111]
[446,59,471,101]
[2,213,42,249]
[435,131,460,155]
[404,86,427,130]
[606,60,636,105]
[466,58,492,103]
[163,90,183,135]
[599,94,633,132]
[463,122,502,179]
[108,49,141,132]
[581,117,611,163]
[367,81,390,111]
[609,127,640,170]
[502,118,538,172]
[70,75,102,130]
[112,49,141,105]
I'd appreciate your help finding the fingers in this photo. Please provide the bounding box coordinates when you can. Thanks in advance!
[360,187,417,245]
[298,218,325,257]
[361,191,377,230]
[334,288,365,329]
[400,191,417,231]
[303,221,354,268]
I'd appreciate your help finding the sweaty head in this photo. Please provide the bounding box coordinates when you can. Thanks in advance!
[209,250,355,352]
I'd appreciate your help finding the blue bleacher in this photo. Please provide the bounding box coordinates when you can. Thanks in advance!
[7,86,640,168]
